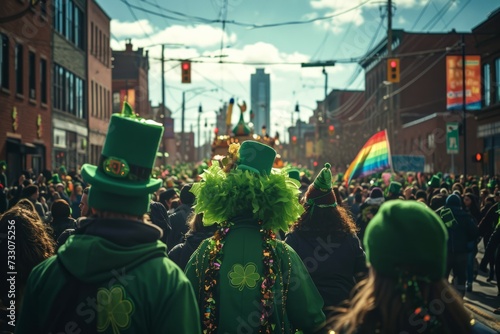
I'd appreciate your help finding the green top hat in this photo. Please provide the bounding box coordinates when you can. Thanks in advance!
[58,165,67,175]
[313,163,332,191]
[51,174,62,184]
[427,175,441,188]
[236,141,276,176]
[364,200,448,280]
[81,102,164,216]
[388,181,402,194]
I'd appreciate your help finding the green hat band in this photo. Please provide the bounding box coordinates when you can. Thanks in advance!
[88,187,151,216]
[98,155,152,181]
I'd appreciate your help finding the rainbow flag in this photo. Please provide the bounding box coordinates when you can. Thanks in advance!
[344,130,392,186]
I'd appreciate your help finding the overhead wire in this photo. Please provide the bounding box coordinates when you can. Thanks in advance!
[410,0,431,31]
[441,0,472,31]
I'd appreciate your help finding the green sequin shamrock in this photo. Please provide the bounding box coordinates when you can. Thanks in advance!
[97,286,134,334]
[228,263,261,291]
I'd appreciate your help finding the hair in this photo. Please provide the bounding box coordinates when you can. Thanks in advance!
[170,199,180,210]
[83,186,90,195]
[329,269,473,334]
[463,192,481,223]
[0,206,55,305]
[451,183,464,195]
[291,186,358,235]
[180,184,195,205]
[51,199,71,219]
[15,198,37,213]
[185,212,205,235]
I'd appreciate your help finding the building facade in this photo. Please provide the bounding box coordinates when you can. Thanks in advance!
[359,30,481,175]
[250,68,270,135]
[0,0,53,184]
[112,40,150,117]
[473,8,500,175]
[52,0,87,173]
[87,0,111,165]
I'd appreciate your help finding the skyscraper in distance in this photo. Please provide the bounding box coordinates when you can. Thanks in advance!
[250,68,270,135]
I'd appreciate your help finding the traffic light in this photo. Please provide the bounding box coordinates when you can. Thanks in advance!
[313,161,318,167]
[387,58,400,83]
[181,60,191,83]
[292,136,297,144]
[473,152,483,163]
[328,124,335,136]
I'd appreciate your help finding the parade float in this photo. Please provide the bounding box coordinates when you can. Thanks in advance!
[211,98,284,168]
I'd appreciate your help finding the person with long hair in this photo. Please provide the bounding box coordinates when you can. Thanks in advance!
[285,163,367,315]
[0,205,55,332]
[328,200,493,334]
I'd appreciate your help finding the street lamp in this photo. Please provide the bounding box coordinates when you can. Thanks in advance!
[295,102,301,164]
[181,87,217,162]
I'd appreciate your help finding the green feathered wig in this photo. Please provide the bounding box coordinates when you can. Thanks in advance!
[190,162,304,232]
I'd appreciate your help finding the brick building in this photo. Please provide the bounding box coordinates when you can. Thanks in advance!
[87,0,111,165]
[359,30,482,175]
[112,40,150,117]
[0,0,53,184]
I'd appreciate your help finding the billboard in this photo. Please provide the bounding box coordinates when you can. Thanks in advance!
[446,55,481,110]
[392,155,425,172]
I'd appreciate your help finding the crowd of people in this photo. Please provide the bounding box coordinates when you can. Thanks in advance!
[1,106,499,333]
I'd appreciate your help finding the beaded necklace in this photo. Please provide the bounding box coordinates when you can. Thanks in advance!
[200,221,279,334]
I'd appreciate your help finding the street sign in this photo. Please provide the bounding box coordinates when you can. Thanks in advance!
[446,122,459,154]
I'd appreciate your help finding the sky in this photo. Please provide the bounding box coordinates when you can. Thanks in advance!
[95,0,500,146]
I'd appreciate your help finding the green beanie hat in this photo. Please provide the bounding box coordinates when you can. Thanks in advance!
[313,163,332,191]
[364,200,448,281]
[427,175,441,188]
[388,181,402,195]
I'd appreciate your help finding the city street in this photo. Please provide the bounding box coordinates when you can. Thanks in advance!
[464,245,500,332]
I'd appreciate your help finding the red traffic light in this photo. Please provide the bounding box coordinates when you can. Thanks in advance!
[313,161,318,167]
[328,125,334,131]
[292,135,297,143]
[214,127,219,134]
[181,60,191,83]
[390,60,397,68]
[474,153,483,162]
[182,62,190,70]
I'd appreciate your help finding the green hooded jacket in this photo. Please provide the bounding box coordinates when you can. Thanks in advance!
[185,218,326,333]
[16,219,201,334]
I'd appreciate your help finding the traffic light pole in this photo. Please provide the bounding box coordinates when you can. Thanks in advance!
[161,44,167,166]
[462,34,467,176]
[387,0,395,148]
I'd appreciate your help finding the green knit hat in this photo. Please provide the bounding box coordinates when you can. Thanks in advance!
[313,163,332,191]
[236,141,276,176]
[427,175,441,188]
[287,169,300,182]
[81,102,164,216]
[364,200,448,281]
[388,181,402,195]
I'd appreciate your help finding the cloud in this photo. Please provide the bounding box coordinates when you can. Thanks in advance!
[111,19,155,37]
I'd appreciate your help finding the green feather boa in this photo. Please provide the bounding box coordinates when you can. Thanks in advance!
[190,163,304,232]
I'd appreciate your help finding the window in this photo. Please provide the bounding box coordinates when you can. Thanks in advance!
[15,44,23,94]
[483,63,490,107]
[90,22,94,54]
[75,77,84,119]
[53,0,64,35]
[0,34,8,89]
[65,1,73,42]
[40,58,47,104]
[29,51,36,100]
[496,58,500,103]
[74,5,84,49]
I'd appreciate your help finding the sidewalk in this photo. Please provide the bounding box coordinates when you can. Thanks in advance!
[464,244,500,332]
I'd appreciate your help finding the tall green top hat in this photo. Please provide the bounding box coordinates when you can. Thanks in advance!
[237,141,276,176]
[81,102,164,216]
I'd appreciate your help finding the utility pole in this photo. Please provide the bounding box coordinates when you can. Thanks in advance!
[387,0,395,147]
[462,33,467,176]
[161,44,167,166]
[181,91,186,162]
[197,104,202,161]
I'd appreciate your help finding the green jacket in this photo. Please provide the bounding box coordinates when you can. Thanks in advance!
[185,218,326,333]
[16,218,201,334]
